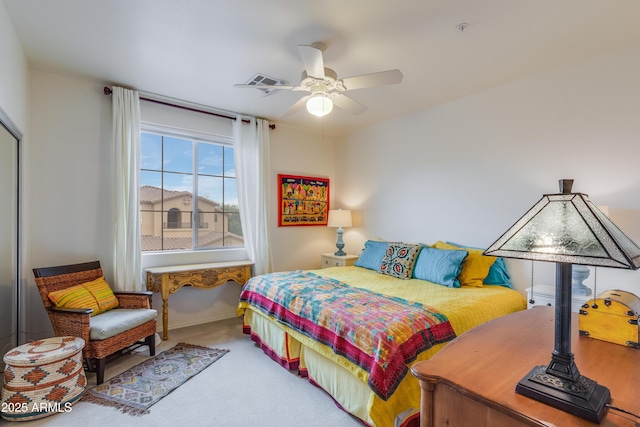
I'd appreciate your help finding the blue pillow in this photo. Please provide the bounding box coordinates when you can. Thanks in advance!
[354,240,389,270]
[412,246,468,288]
[445,241,512,288]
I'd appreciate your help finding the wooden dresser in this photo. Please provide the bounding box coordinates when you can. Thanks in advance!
[411,306,640,427]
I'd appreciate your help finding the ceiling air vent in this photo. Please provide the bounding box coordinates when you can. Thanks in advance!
[244,73,288,96]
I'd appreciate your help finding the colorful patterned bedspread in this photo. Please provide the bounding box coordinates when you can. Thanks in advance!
[238,270,456,400]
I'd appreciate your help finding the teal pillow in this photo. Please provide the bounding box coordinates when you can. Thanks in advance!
[354,240,389,270]
[484,258,512,287]
[446,241,512,288]
[413,246,468,288]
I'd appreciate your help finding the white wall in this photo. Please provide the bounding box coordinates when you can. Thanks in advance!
[0,1,28,132]
[337,44,640,298]
[269,123,338,272]
[0,3,29,346]
[25,71,114,340]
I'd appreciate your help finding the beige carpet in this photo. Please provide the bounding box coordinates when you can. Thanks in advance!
[2,317,364,427]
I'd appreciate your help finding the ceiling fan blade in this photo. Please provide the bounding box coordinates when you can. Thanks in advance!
[234,84,296,90]
[281,95,311,117]
[340,69,403,91]
[298,44,325,79]
[331,93,367,115]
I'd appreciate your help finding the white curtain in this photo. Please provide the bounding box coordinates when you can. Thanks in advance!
[112,86,143,291]
[234,117,273,275]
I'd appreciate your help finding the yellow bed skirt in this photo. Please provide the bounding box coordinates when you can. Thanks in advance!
[244,308,439,426]
[238,267,527,427]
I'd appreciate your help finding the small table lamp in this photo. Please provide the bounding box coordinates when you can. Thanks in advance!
[485,179,640,423]
[327,209,352,256]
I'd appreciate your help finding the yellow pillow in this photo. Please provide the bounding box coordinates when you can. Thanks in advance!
[48,283,99,314]
[48,276,119,316]
[83,276,119,314]
[434,241,496,288]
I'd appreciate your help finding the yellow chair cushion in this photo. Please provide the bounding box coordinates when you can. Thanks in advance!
[433,241,496,288]
[48,276,119,316]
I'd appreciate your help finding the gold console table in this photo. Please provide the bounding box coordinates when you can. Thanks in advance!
[146,260,253,340]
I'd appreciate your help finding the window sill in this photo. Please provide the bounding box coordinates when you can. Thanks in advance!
[141,247,249,269]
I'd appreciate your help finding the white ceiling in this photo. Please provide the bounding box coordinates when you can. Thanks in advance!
[5,0,640,136]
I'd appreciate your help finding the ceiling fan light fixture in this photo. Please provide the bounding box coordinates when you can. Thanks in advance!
[235,42,402,117]
[306,94,333,117]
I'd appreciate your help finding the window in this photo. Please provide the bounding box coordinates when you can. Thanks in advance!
[167,208,181,229]
[139,127,243,252]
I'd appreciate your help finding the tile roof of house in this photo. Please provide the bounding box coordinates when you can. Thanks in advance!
[141,231,243,251]
[140,185,187,204]
[140,185,221,207]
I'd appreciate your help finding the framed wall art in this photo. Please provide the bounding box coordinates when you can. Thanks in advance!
[278,174,330,226]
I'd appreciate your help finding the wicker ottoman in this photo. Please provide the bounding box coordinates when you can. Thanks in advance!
[1,336,86,421]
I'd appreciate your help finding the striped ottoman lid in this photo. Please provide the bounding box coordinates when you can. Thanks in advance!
[3,337,84,366]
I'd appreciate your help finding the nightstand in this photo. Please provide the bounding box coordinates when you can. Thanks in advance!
[321,253,358,268]
[526,285,591,313]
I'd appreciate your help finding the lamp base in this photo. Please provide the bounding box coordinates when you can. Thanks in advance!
[571,265,592,296]
[334,228,346,257]
[516,365,610,423]
[572,283,592,296]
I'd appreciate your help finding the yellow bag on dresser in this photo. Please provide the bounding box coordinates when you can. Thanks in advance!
[578,289,640,349]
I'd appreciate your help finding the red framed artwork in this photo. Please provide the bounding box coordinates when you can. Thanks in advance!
[278,174,330,226]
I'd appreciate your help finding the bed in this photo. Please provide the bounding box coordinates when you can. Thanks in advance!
[237,241,527,427]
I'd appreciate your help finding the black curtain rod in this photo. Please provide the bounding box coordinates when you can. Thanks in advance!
[103,86,275,129]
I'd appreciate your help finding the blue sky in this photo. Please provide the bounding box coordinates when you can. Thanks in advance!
[140,133,238,206]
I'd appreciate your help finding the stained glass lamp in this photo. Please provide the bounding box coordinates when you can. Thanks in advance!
[484,179,640,423]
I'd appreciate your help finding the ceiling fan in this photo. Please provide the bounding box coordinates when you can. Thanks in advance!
[234,42,403,117]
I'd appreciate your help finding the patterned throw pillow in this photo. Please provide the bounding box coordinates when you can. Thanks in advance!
[48,276,119,316]
[378,243,421,279]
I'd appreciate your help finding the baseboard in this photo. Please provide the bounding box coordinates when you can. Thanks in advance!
[157,313,239,333]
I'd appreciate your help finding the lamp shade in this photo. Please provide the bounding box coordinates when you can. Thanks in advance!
[306,95,333,117]
[484,180,640,269]
[327,209,352,228]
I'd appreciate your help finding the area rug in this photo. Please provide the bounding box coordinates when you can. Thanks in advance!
[83,343,228,416]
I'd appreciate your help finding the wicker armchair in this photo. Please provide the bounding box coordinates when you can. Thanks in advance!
[33,261,156,384]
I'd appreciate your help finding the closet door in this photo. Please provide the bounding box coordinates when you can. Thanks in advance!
[0,119,19,371]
